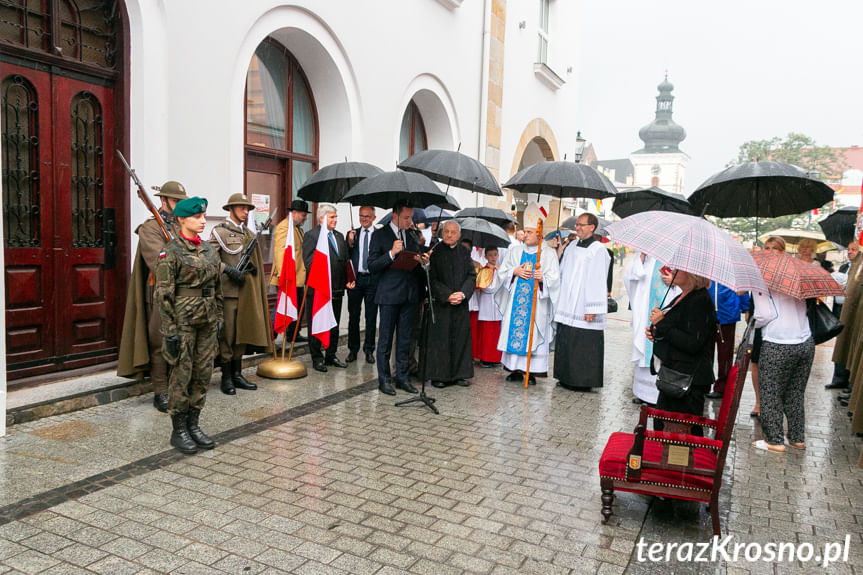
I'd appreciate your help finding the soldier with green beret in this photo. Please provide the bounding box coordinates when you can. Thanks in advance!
[209,193,272,394]
[156,195,223,454]
[117,181,187,413]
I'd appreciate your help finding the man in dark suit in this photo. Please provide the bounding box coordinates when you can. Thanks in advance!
[302,204,352,372]
[345,205,379,364]
[369,200,429,395]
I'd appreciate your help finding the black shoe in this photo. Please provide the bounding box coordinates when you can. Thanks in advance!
[346,351,358,363]
[840,399,849,407]
[505,371,522,382]
[365,352,376,364]
[326,357,348,368]
[231,359,257,390]
[379,381,396,396]
[705,391,724,399]
[480,361,500,368]
[153,393,169,413]
[431,381,446,388]
[455,379,470,387]
[220,369,236,395]
[527,375,537,386]
[186,409,214,449]
[294,334,308,343]
[397,381,418,394]
[313,360,328,373]
[632,397,646,405]
[838,393,851,401]
[825,381,849,390]
[170,413,198,455]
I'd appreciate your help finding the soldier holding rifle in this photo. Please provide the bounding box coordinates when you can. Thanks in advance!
[117,169,186,412]
[209,193,273,394]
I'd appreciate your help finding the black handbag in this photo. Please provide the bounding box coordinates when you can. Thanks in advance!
[655,365,694,399]
[607,296,618,313]
[807,300,843,345]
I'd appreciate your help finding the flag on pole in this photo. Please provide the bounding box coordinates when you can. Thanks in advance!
[307,228,337,347]
[858,181,863,244]
[273,216,298,333]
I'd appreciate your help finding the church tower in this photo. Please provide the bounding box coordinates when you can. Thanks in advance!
[629,74,690,195]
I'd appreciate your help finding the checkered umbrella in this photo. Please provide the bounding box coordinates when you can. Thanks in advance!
[751,251,844,299]
[604,211,766,292]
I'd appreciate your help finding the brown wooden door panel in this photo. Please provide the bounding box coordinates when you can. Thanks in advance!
[2,63,56,365]
[53,75,116,357]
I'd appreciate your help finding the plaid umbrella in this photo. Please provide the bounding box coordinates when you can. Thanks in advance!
[604,211,766,292]
[751,251,843,299]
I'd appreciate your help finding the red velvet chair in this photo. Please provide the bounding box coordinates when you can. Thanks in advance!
[598,333,752,536]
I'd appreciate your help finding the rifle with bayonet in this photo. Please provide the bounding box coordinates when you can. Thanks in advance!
[116,150,174,243]
[236,216,272,274]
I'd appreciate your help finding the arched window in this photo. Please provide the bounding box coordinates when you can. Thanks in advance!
[399,101,427,162]
[245,38,318,261]
[1,75,40,248]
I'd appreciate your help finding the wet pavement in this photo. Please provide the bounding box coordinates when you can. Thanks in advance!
[1,289,862,574]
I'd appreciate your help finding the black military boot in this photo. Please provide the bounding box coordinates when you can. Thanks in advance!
[170,413,198,455]
[231,359,257,390]
[186,409,214,449]
[152,393,168,413]
[221,365,236,395]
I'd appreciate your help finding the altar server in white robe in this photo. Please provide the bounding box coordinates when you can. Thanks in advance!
[495,203,560,385]
[624,253,679,404]
[554,212,611,391]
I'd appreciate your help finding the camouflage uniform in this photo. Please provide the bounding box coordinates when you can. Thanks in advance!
[156,235,223,415]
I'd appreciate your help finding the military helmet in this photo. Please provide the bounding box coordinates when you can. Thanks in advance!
[222,193,256,212]
[154,181,188,200]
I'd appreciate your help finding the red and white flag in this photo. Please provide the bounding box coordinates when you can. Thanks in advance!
[307,228,337,347]
[273,216,298,334]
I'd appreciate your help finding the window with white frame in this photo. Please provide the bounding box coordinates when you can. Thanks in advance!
[537,0,550,64]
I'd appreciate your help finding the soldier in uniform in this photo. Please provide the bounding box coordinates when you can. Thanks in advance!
[210,193,272,394]
[270,199,310,341]
[156,196,223,455]
[117,181,187,412]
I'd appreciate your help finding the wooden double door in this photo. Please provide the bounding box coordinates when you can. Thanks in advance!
[2,60,121,380]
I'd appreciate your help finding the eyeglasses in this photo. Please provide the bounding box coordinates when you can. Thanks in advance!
[574,223,593,228]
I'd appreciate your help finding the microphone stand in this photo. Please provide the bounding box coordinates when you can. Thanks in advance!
[395,230,439,414]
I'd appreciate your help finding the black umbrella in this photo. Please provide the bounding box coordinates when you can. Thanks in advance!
[818,206,859,247]
[688,161,834,218]
[398,149,502,196]
[611,186,692,218]
[455,217,511,249]
[502,161,617,199]
[297,161,383,203]
[341,170,460,210]
[454,207,517,227]
[423,205,456,222]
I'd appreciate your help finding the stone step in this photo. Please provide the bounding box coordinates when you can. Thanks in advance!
[4,335,332,428]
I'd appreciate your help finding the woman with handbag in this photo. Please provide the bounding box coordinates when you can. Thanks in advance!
[646,271,717,435]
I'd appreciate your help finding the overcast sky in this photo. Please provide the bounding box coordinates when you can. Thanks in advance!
[574,0,863,196]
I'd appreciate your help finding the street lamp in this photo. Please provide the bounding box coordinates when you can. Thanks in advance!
[574,131,586,164]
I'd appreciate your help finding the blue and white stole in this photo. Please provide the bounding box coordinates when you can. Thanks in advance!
[505,250,537,355]
[642,260,670,366]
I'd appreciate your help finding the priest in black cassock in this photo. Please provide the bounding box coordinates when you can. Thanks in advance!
[422,220,477,388]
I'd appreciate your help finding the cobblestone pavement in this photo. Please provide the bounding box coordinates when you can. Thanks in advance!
[1,303,862,574]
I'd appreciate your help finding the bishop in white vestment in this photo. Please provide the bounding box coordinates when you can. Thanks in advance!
[495,203,560,384]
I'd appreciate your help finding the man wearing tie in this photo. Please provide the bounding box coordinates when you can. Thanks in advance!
[302,204,352,372]
[369,200,429,395]
[346,206,379,364]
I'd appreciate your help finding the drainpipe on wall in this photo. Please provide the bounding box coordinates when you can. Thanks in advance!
[0,151,6,437]
[478,0,491,171]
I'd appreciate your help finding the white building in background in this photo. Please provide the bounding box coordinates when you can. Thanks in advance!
[629,75,689,196]
[0,0,581,428]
